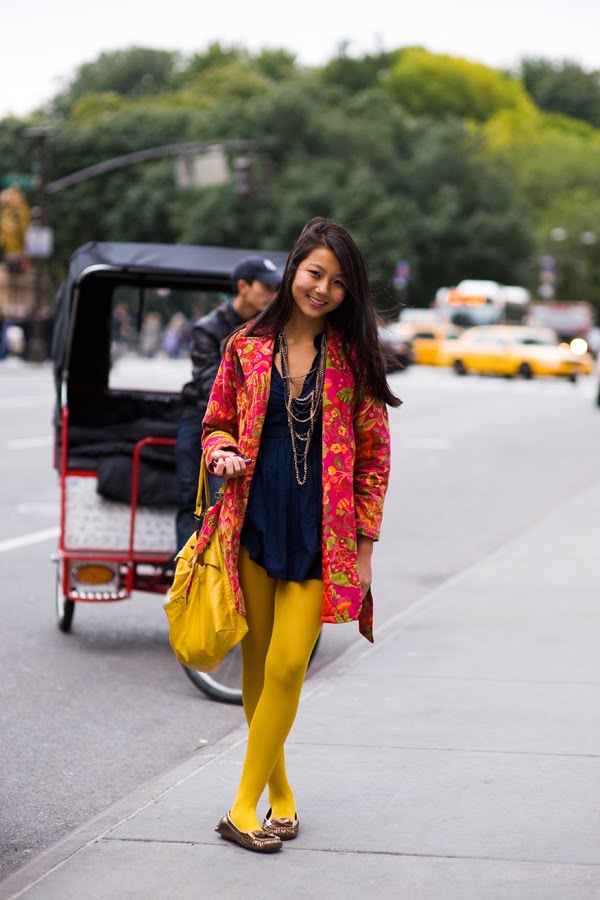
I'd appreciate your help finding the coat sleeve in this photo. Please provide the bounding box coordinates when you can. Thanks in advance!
[189,321,223,412]
[201,335,241,465]
[353,395,391,541]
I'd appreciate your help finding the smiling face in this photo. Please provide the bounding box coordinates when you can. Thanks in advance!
[290,246,347,326]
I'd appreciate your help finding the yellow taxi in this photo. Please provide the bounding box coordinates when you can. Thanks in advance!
[391,321,462,366]
[443,325,595,381]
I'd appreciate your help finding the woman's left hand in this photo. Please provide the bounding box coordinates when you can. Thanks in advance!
[357,536,374,599]
[209,450,249,479]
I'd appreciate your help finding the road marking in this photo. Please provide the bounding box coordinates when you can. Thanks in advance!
[0,527,59,554]
[7,435,52,450]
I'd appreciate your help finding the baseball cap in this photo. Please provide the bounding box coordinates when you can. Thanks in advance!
[230,255,282,291]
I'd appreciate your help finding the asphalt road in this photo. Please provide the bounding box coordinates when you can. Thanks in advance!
[1,358,599,879]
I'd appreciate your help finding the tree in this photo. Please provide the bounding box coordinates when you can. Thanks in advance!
[519,58,600,127]
[52,48,181,117]
[10,47,537,307]
[253,49,299,83]
[0,118,33,176]
[483,106,600,307]
[172,43,247,86]
[319,49,402,94]
[383,48,533,122]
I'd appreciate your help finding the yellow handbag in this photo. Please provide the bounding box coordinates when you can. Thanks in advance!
[164,457,247,671]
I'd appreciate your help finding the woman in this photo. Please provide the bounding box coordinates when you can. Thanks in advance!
[200,217,401,853]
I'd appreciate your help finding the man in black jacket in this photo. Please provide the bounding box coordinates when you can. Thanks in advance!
[175,256,282,548]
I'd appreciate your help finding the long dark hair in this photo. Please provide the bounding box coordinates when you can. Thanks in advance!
[248,217,401,407]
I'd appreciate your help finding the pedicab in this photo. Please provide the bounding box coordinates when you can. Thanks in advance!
[51,240,289,704]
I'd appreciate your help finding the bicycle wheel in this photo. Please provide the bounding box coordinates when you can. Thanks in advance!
[183,632,322,705]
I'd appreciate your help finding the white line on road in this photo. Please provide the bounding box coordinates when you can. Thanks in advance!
[0,527,59,554]
[7,435,52,450]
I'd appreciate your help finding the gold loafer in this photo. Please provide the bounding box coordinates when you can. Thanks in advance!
[215,812,282,853]
[262,807,300,841]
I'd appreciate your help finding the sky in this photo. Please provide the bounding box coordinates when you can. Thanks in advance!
[3,0,599,118]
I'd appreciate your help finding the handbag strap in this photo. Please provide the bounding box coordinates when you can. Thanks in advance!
[193,455,224,535]
[193,456,211,534]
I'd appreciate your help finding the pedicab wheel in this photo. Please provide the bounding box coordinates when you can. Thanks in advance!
[182,632,322,705]
[55,560,75,633]
[182,644,243,705]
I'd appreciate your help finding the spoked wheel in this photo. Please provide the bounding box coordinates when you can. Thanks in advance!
[183,632,322,705]
[55,557,75,633]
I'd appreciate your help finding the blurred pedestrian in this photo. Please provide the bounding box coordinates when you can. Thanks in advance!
[139,311,161,358]
[0,315,7,360]
[202,217,400,853]
[162,312,188,358]
[175,256,282,550]
[112,302,134,358]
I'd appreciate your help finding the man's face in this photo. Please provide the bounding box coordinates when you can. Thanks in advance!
[241,278,279,316]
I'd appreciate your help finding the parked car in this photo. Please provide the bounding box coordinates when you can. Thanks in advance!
[443,325,595,381]
[391,321,462,366]
[378,324,414,372]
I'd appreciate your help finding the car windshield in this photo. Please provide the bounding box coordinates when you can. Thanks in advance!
[513,336,557,347]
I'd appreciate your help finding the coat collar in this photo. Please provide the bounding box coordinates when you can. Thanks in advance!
[235,323,346,374]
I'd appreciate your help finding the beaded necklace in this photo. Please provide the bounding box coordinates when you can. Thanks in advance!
[278,330,327,486]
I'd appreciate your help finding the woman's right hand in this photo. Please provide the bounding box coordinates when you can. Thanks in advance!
[209,450,250,479]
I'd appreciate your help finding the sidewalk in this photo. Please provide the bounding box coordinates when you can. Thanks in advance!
[3,481,600,899]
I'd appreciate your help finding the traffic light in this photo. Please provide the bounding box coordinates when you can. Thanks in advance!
[234,157,254,196]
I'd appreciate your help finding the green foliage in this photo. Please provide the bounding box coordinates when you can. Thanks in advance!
[8,43,600,307]
[173,43,247,85]
[0,118,33,178]
[52,47,180,118]
[383,48,533,121]
[69,92,131,124]
[176,62,274,105]
[253,49,298,83]
[483,106,600,305]
[319,49,402,94]
[519,58,600,128]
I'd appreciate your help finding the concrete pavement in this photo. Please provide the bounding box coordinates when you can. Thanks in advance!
[2,479,600,899]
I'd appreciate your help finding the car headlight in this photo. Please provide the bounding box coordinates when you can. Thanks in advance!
[570,338,588,355]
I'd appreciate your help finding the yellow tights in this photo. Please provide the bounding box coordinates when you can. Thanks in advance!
[229,546,323,833]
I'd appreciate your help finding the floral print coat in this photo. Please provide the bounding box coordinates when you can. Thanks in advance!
[199,323,391,642]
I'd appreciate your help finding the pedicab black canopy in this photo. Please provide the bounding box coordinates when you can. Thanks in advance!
[51,240,288,391]
[50,241,287,491]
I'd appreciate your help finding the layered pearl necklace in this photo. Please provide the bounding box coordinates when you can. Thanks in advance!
[278,331,327,486]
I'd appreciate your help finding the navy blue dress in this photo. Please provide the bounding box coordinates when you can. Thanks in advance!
[240,356,323,582]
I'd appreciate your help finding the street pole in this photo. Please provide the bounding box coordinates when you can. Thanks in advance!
[25,125,53,362]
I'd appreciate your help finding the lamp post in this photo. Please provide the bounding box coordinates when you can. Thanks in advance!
[541,228,597,302]
[24,125,53,361]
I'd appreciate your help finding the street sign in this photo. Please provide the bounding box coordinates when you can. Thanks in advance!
[25,224,54,259]
[175,147,229,189]
[0,173,36,191]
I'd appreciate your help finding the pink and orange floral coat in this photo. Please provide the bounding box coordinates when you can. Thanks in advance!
[199,323,391,642]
